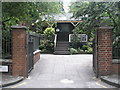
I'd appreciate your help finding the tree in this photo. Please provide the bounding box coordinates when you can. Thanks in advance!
[70,2,120,41]
[2,2,63,31]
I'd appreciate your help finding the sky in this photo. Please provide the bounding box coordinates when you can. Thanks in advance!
[62,0,72,13]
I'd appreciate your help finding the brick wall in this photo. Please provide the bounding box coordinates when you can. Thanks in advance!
[97,27,113,76]
[11,26,27,76]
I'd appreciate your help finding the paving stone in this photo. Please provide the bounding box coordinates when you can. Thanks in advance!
[6,54,115,88]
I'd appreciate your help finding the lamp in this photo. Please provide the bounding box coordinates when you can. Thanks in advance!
[56,28,60,32]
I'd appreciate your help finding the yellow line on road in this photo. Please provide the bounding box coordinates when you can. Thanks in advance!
[96,82,108,88]
[10,82,27,88]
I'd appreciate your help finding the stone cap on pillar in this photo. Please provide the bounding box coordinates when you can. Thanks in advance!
[11,25,27,30]
[98,26,113,30]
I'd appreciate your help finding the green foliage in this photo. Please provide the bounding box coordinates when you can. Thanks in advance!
[39,27,55,53]
[70,2,120,45]
[39,40,54,53]
[71,34,81,49]
[71,28,86,49]
[70,48,79,54]
[77,48,84,54]
[87,47,93,54]
[82,45,89,52]
[44,27,55,36]
[70,44,93,54]
[44,27,55,41]
[81,44,93,53]
[2,2,63,31]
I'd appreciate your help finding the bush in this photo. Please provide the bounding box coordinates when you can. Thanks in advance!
[39,40,54,53]
[87,47,93,54]
[71,33,81,49]
[41,49,53,54]
[44,27,55,41]
[82,45,89,52]
[39,27,55,53]
[70,48,79,54]
[77,48,84,54]
[39,43,45,50]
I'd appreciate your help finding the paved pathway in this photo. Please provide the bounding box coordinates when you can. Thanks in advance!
[7,54,114,88]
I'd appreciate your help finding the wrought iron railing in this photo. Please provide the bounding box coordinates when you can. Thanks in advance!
[113,47,120,59]
[2,30,12,59]
[112,35,120,60]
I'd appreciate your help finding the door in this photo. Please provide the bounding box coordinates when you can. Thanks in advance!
[57,23,70,41]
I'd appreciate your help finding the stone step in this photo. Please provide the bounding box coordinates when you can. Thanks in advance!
[57,41,69,44]
[54,41,70,54]
[56,44,69,47]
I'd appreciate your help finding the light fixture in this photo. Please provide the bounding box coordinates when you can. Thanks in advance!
[56,28,60,32]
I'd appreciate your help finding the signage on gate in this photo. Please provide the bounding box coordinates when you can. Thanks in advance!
[77,34,88,42]
[70,34,88,42]
[0,65,8,72]
[81,34,88,42]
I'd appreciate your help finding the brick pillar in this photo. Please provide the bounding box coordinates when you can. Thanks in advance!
[97,27,113,76]
[11,26,27,76]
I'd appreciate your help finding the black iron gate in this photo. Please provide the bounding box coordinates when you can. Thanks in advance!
[2,30,12,59]
[93,30,99,77]
[112,35,120,59]
[27,32,34,73]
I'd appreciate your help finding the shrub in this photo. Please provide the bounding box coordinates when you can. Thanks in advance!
[40,27,55,53]
[77,48,84,54]
[39,43,45,50]
[39,40,54,53]
[82,45,89,52]
[44,27,55,41]
[70,48,79,54]
[41,49,53,54]
[71,33,81,49]
[87,47,93,54]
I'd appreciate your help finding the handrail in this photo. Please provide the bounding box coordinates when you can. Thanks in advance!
[69,34,72,43]
[54,34,57,48]
[69,34,71,42]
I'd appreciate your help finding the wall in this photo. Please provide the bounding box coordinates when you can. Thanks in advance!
[33,50,41,64]
[97,27,113,76]
[112,60,120,74]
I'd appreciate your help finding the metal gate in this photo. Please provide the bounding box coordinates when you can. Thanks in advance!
[93,30,99,77]
[112,35,120,59]
[27,32,34,73]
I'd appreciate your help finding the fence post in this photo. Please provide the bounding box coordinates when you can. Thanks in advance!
[11,26,27,77]
[97,26,113,76]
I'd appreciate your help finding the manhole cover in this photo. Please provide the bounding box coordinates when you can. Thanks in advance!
[60,79,74,84]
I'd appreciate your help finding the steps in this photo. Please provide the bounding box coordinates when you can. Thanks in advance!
[54,41,70,55]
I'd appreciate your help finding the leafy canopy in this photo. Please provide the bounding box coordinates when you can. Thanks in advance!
[2,2,63,30]
[69,2,120,42]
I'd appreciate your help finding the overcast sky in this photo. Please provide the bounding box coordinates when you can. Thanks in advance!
[63,0,72,13]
